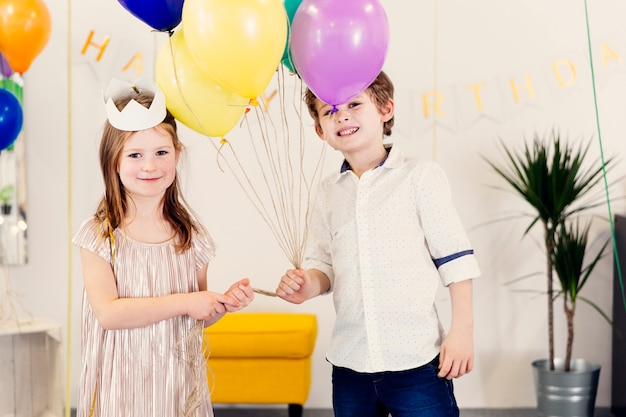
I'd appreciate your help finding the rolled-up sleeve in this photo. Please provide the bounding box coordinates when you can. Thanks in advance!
[417,162,481,286]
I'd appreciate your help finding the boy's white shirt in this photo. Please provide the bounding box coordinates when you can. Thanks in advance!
[303,144,481,373]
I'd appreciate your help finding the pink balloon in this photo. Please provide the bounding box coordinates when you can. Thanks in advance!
[290,0,389,106]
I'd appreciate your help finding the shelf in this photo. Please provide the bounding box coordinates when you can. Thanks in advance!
[0,318,63,417]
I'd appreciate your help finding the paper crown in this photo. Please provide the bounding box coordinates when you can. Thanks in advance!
[103,78,167,131]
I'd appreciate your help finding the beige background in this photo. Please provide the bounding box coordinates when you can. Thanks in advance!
[3,0,626,410]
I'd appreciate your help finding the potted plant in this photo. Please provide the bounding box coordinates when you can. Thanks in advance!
[530,219,609,416]
[484,130,614,417]
[0,184,14,215]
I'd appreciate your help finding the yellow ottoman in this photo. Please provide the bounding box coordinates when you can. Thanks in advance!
[204,312,318,417]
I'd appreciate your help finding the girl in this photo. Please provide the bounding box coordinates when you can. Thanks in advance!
[73,80,254,417]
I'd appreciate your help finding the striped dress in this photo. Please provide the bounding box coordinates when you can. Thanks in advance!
[73,218,216,417]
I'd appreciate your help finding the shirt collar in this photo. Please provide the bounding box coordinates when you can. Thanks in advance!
[339,144,395,174]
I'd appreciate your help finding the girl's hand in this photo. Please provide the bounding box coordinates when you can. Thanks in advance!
[186,291,232,321]
[223,278,254,312]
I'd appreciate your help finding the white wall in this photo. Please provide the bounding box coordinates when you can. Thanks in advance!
[3,0,626,410]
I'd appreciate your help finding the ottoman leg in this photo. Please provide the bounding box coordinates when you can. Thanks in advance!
[288,403,303,417]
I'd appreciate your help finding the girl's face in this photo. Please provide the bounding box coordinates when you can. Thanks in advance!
[117,126,178,202]
[314,91,394,155]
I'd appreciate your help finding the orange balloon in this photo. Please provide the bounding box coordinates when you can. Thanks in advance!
[0,0,52,74]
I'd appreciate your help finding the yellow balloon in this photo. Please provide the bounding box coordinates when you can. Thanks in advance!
[182,0,287,99]
[155,30,249,137]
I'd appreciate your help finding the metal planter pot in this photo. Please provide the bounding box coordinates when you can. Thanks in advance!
[532,358,601,417]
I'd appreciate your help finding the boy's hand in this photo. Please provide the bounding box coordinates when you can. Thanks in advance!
[438,327,474,379]
[276,268,314,304]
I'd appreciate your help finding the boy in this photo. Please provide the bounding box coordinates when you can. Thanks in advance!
[276,71,481,417]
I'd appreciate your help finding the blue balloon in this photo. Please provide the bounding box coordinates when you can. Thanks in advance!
[117,0,184,32]
[0,89,23,151]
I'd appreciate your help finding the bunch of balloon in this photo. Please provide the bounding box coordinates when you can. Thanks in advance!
[288,0,390,108]
[120,0,333,269]
[119,0,288,138]
[0,0,51,151]
[0,54,22,152]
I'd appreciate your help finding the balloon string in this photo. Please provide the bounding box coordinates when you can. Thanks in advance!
[244,100,304,266]
[263,81,308,267]
[165,33,231,172]
[287,66,326,267]
[221,67,325,268]
[164,33,258,181]
[65,0,74,415]
[282,66,326,266]
[582,0,625,311]
[431,0,438,162]
[164,32,324,268]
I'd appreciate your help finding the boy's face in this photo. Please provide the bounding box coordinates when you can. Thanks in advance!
[313,91,394,154]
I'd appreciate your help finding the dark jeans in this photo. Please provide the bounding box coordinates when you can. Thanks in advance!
[331,356,459,417]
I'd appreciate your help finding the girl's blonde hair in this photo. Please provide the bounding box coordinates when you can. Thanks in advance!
[94,91,198,252]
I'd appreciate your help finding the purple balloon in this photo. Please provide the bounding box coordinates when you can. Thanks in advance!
[0,89,23,151]
[0,53,13,78]
[117,0,184,32]
[290,0,389,106]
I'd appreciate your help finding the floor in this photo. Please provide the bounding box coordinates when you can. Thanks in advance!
[69,406,618,416]
[213,407,617,417]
